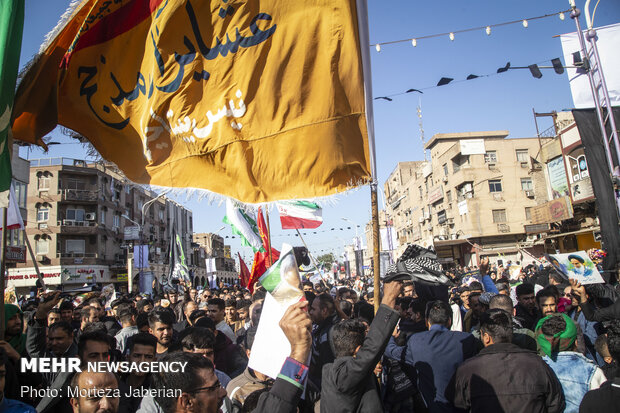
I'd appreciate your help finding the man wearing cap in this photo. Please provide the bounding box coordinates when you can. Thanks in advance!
[537,314,606,413]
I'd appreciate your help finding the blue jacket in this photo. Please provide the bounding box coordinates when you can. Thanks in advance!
[385,324,478,413]
[0,397,36,413]
[543,352,604,413]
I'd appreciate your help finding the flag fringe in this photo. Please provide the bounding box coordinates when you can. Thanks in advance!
[40,0,88,54]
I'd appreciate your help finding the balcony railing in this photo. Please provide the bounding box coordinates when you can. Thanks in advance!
[56,252,98,258]
[61,189,98,202]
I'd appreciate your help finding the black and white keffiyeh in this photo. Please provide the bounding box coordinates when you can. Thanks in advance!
[383,245,450,285]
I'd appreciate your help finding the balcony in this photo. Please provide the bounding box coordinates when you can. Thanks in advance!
[57,220,99,234]
[61,189,98,202]
[56,252,100,265]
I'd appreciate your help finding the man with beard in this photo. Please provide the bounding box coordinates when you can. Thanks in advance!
[568,255,593,278]
[536,288,558,317]
[148,310,175,356]
[2,304,26,360]
[514,283,541,331]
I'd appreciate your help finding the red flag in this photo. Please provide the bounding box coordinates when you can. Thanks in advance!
[246,208,280,292]
[238,253,251,288]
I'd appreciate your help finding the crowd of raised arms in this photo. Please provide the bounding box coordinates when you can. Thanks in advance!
[1,247,619,413]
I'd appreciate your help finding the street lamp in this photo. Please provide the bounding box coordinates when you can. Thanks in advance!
[341,217,359,249]
[122,191,167,292]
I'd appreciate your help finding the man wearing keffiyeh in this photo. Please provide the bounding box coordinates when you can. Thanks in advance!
[537,314,606,413]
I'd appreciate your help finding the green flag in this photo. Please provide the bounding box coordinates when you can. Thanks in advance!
[0,0,25,192]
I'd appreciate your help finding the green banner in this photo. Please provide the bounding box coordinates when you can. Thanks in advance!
[0,0,25,191]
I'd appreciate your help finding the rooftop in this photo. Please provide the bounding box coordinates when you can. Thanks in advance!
[424,130,510,150]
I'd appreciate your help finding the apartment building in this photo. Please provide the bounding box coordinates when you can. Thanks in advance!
[385,131,551,267]
[5,144,30,267]
[193,232,238,285]
[8,158,193,293]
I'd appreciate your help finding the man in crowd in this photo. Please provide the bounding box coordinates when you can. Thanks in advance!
[536,288,558,317]
[320,280,401,412]
[537,314,606,412]
[69,371,119,413]
[0,348,36,412]
[307,294,339,399]
[148,309,175,356]
[115,304,139,356]
[385,300,478,412]
[515,283,540,330]
[488,294,537,351]
[580,320,620,411]
[448,309,565,412]
[207,298,236,342]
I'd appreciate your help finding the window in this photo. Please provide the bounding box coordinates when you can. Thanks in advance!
[521,178,533,191]
[516,149,529,162]
[492,209,507,223]
[125,185,131,194]
[489,180,503,193]
[113,214,120,228]
[66,239,85,254]
[66,208,85,222]
[36,239,49,254]
[158,209,164,220]
[418,186,423,199]
[100,209,106,224]
[13,181,27,208]
[138,198,144,210]
[38,175,50,190]
[446,190,452,202]
[8,229,24,247]
[525,207,532,221]
[484,151,497,163]
[65,178,86,190]
[425,179,429,192]
[443,163,449,176]
[37,208,49,222]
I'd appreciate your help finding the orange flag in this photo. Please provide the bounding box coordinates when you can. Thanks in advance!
[12,0,372,204]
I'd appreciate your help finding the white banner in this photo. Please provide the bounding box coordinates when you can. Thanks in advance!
[560,22,620,109]
[458,200,468,215]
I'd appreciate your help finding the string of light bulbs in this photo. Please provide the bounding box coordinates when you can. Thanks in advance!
[373,56,566,101]
[371,9,572,52]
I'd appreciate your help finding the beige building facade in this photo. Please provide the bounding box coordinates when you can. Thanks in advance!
[8,158,194,293]
[385,131,552,267]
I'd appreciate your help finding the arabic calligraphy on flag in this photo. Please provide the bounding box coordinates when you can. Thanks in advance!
[12,0,371,203]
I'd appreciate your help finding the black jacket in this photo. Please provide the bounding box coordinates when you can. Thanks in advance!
[320,305,400,413]
[514,303,541,331]
[579,376,620,412]
[447,342,565,413]
[309,312,339,392]
[580,299,620,323]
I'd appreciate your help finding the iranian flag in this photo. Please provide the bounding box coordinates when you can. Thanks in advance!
[277,201,322,229]
[223,199,264,252]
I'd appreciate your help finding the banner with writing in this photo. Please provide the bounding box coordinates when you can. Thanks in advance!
[12,0,371,203]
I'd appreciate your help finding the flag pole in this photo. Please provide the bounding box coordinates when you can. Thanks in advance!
[0,208,7,340]
[25,236,45,290]
[295,228,329,285]
[265,208,273,266]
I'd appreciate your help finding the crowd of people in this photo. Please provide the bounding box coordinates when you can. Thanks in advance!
[1,247,620,413]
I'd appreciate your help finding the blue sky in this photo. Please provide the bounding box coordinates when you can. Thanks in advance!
[16,1,620,263]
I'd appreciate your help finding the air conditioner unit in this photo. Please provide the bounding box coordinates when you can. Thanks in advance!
[63,219,75,226]
[446,218,454,225]
[493,193,504,201]
[487,163,496,169]
[36,254,46,261]
[442,176,448,183]
[520,162,529,168]
[526,234,539,242]
[85,213,96,221]
[418,217,424,223]
[427,225,433,231]
[524,190,534,198]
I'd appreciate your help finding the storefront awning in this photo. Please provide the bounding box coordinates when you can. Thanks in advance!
[543,226,599,239]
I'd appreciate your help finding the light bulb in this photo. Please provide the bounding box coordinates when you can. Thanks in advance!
[449,32,455,41]
[522,19,528,28]
[486,26,491,35]
[559,13,565,21]
[375,44,381,52]
[411,38,417,47]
